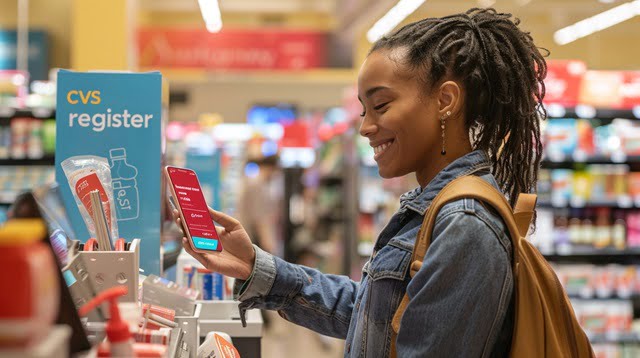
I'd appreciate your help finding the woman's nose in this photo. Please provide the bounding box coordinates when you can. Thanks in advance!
[359,115,377,138]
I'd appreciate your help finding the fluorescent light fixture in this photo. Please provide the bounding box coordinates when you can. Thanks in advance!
[198,0,223,33]
[554,0,640,45]
[367,0,427,43]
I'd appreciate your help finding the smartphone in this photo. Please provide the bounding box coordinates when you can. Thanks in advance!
[165,166,223,253]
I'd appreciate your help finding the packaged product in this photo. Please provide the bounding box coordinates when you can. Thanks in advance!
[0,219,59,347]
[545,119,577,159]
[553,208,571,249]
[627,213,640,247]
[612,210,627,250]
[621,123,640,155]
[10,117,29,159]
[61,156,119,243]
[0,122,10,158]
[595,266,615,298]
[594,124,617,156]
[594,208,612,249]
[27,119,43,159]
[536,169,552,203]
[572,171,591,204]
[588,165,607,200]
[612,165,629,200]
[615,266,635,299]
[551,169,573,204]
[576,119,595,156]
[579,301,607,334]
[628,173,640,198]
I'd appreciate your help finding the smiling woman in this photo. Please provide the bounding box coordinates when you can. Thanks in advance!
[177,7,552,358]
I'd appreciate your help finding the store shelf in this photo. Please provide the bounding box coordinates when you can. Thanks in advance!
[542,153,640,168]
[543,247,640,263]
[538,196,640,209]
[0,107,55,119]
[588,333,640,345]
[546,106,638,121]
[568,294,640,301]
[319,176,343,185]
[0,156,55,166]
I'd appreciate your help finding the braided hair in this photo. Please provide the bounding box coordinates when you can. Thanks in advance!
[371,7,548,206]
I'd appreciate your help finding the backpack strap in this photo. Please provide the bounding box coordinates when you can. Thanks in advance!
[391,176,535,336]
[514,193,537,237]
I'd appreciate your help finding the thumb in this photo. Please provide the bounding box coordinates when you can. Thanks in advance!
[209,207,241,232]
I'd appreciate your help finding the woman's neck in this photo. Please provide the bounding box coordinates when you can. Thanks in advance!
[416,142,473,188]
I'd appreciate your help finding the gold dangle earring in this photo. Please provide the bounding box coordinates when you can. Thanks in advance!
[440,111,451,156]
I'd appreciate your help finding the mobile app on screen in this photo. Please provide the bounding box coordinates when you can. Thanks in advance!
[167,167,221,251]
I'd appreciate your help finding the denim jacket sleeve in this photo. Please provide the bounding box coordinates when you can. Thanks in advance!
[234,245,358,339]
[396,203,513,357]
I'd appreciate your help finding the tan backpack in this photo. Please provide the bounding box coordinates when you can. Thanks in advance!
[390,176,594,357]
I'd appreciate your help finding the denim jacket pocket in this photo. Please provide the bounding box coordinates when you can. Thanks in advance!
[364,238,412,325]
[364,238,413,282]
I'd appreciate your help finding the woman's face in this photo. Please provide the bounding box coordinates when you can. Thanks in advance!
[357,48,442,179]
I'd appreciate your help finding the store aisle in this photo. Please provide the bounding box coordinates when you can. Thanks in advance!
[262,311,344,358]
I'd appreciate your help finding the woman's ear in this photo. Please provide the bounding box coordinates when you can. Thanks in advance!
[437,81,463,119]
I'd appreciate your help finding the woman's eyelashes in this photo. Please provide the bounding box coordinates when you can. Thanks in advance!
[374,102,389,112]
[360,102,390,117]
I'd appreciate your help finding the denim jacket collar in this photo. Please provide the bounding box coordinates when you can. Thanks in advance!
[400,150,493,216]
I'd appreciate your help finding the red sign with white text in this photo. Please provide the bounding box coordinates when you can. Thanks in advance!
[138,28,327,70]
[543,60,587,107]
[579,70,625,108]
[622,71,640,109]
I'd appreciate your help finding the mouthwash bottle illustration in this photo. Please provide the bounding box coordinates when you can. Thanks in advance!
[110,148,139,221]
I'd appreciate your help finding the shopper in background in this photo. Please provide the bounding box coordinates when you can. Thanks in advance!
[237,154,283,257]
[177,8,546,357]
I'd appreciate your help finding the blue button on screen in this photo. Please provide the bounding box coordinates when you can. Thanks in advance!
[192,236,219,250]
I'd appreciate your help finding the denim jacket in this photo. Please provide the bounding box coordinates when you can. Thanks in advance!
[235,150,514,357]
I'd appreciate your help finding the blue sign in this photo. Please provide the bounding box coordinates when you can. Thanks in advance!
[0,30,48,81]
[55,70,164,275]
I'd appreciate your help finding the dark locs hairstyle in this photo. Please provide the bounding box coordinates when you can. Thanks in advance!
[371,7,548,206]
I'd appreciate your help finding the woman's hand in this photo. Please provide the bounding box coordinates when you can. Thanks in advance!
[174,208,256,280]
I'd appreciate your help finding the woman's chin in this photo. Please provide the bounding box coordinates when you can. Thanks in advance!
[378,166,402,179]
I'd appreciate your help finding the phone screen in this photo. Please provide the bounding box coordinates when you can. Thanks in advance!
[167,167,222,251]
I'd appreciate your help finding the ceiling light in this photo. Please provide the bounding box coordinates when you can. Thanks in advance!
[198,0,223,33]
[367,0,427,43]
[554,0,640,45]
[478,0,497,7]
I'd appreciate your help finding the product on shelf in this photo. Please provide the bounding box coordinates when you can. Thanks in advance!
[545,118,578,159]
[541,165,640,206]
[572,299,633,337]
[10,117,29,159]
[42,119,56,155]
[554,264,640,299]
[0,121,10,159]
[533,206,640,251]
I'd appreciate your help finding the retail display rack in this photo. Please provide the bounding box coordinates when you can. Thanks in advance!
[0,107,56,223]
[537,106,640,348]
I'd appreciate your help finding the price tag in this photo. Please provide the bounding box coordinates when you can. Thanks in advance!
[618,195,633,208]
[0,107,15,117]
[572,150,588,162]
[611,152,627,163]
[32,108,53,118]
[548,151,566,163]
[552,196,569,208]
[556,245,572,256]
[570,197,586,208]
